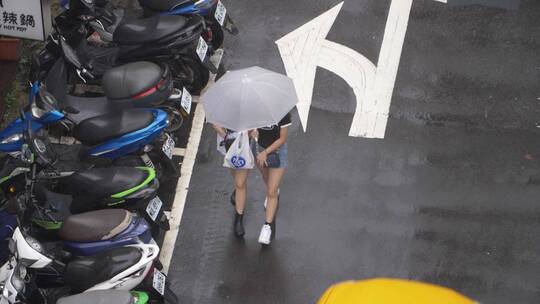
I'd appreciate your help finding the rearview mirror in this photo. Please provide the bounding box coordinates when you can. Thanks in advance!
[59,38,83,70]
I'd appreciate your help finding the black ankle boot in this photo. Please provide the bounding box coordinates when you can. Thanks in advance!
[270,220,276,240]
[234,212,245,237]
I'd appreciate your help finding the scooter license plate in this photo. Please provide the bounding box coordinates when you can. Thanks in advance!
[181,87,192,114]
[196,36,209,62]
[152,269,166,296]
[162,135,175,160]
[146,196,163,222]
[215,1,227,26]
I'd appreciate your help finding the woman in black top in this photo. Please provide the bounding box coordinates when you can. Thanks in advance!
[254,113,291,245]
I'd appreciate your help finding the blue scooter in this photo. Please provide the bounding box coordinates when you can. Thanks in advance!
[0,82,179,179]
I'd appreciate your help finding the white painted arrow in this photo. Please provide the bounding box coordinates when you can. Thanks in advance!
[276,0,445,138]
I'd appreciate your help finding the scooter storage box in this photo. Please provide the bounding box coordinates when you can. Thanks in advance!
[102,61,173,108]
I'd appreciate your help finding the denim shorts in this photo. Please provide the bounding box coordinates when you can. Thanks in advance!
[253,142,288,168]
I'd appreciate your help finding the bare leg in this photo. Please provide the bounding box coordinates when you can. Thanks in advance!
[233,169,250,214]
[265,168,286,223]
[256,161,270,187]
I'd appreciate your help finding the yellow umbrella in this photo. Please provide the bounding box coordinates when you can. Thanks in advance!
[318,278,477,304]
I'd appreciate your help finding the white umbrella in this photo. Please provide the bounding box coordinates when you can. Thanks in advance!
[201,66,298,131]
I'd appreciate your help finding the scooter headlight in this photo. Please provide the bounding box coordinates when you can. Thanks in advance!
[0,134,22,144]
[24,236,44,255]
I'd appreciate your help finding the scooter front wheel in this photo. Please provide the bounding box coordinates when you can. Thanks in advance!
[172,57,210,96]
[206,18,224,50]
[160,105,184,133]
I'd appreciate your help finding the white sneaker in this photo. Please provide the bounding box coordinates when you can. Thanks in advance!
[264,189,280,210]
[258,224,272,245]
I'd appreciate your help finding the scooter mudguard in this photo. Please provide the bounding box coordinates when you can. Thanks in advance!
[86,109,168,159]
[223,14,239,35]
[64,214,152,256]
[0,109,63,153]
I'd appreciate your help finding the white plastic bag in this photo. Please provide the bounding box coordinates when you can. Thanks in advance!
[216,131,238,156]
[223,131,254,169]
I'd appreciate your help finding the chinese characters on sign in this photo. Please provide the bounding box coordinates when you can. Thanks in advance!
[0,0,51,40]
[2,11,36,27]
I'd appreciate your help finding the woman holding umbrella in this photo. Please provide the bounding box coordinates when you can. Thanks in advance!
[202,66,298,243]
[254,113,291,245]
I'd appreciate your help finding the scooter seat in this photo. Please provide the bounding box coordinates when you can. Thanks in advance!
[57,290,133,304]
[73,109,154,146]
[139,0,193,12]
[64,246,142,293]
[103,62,163,100]
[60,167,153,203]
[113,15,187,45]
[59,209,132,242]
[102,61,172,107]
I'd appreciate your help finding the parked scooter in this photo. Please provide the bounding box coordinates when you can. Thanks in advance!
[0,106,170,238]
[61,0,238,50]
[0,82,180,180]
[0,227,166,303]
[34,39,193,132]
[33,3,212,94]
[0,133,168,227]
[8,191,153,257]
[0,177,177,303]
[139,0,239,49]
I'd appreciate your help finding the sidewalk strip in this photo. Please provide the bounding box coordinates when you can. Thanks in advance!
[159,49,222,274]
[160,103,206,274]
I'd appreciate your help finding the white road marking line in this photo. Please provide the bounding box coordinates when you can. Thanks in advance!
[356,0,414,138]
[160,49,223,274]
[160,104,206,274]
[276,3,343,134]
[276,0,446,139]
[172,148,186,156]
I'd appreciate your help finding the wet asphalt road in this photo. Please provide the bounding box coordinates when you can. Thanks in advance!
[168,1,540,303]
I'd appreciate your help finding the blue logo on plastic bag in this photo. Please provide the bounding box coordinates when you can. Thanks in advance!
[231,156,246,168]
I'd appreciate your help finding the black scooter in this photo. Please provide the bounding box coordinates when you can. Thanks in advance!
[50,38,191,132]
[64,0,238,50]
[32,2,213,95]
